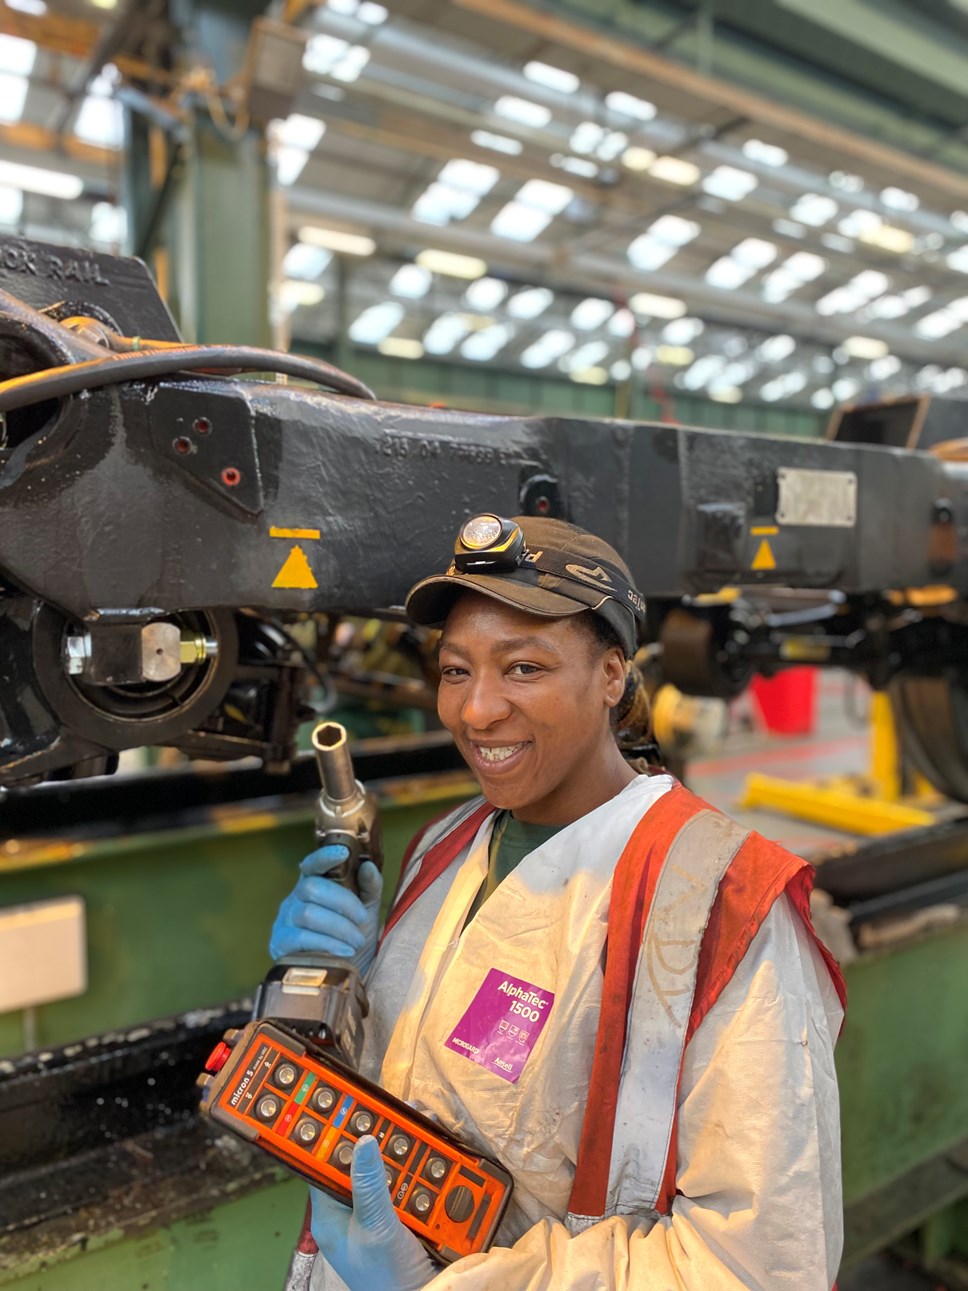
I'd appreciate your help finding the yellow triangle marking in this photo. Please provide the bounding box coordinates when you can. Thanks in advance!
[751,538,777,571]
[272,544,318,589]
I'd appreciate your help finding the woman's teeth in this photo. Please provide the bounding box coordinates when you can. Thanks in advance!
[476,744,523,763]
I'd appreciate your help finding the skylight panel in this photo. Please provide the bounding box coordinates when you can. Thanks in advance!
[518,179,574,213]
[789,193,838,226]
[627,215,699,272]
[837,209,881,239]
[631,345,653,370]
[284,242,332,279]
[832,377,860,401]
[390,263,432,298]
[680,355,725,390]
[423,312,470,354]
[462,323,514,361]
[0,34,35,75]
[705,257,752,290]
[349,301,404,344]
[650,214,700,245]
[89,201,125,245]
[416,248,486,278]
[610,360,632,381]
[604,90,656,121]
[520,329,575,368]
[276,147,310,186]
[379,337,423,359]
[656,345,693,366]
[756,334,795,362]
[304,35,370,82]
[280,280,325,311]
[867,355,901,379]
[621,146,656,171]
[608,309,635,338]
[811,389,835,410]
[881,186,918,212]
[732,238,777,268]
[507,287,553,319]
[277,114,326,150]
[464,276,508,310]
[471,130,522,155]
[493,96,551,129]
[412,182,479,225]
[524,61,578,94]
[0,72,28,125]
[438,158,500,195]
[75,92,123,148]
[915,310,962,339]
[490,202,551,241]
[551,154,598,178]
[946,246,968,274]
[5,0,46,13]
[702,166,758,201]
[570,297,614,330]
[327,0,386,19]
[0,184,22,225]
[300,226,375,255]
[742,139,787,167]
[663,317,704,345]
[760,372,807,401]
[784,251,826,281]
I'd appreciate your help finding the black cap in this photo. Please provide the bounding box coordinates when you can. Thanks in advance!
[406,514,644,657]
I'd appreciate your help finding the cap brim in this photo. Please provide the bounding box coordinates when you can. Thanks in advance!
[406,572,596,628]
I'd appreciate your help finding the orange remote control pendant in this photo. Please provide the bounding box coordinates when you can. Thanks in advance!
[198,1019,513,1264]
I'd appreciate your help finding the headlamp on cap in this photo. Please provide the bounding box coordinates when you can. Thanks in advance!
[454,514,527,573]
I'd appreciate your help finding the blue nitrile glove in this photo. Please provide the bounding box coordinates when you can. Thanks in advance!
[269,845,383,976]
[310,1135,436,1291]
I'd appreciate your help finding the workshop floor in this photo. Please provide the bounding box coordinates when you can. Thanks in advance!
[688,672,951,1290]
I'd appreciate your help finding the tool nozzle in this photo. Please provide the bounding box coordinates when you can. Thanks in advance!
[312,721,357,802]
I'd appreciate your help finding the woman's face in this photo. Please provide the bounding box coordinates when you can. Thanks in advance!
[436,593,627,824]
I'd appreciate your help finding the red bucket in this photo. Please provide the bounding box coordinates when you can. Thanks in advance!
[749,667,817,736]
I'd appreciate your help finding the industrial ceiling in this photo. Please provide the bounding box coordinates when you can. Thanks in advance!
[3,0,968,412]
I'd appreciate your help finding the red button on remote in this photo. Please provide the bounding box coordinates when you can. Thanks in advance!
[205,1041,232,1073]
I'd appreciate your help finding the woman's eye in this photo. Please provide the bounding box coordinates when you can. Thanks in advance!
[509,662,541,676]
[440,665,467,679]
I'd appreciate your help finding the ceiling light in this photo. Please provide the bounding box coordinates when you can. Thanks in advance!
[471,130,523,155]
[507,286,553,319]
[570,121,604,155]
[784,251,826,281]
[551,154,598,178]
[493,96,551,129]
[680,355,725,390]
[843,336,888,359]
[862,224,914,254]
[461,322,513,361]
[649,156,700,185]
[595,131,628,161]
[631,345,653,370]
[604,90,656,121]
[571,298,614,330]
[630,291,686,319]
[90,0,118,7]
[789,193,838,226]
[349,301,404,344]
[656,345,693,365]
[389,263,432,298]
[742,138,787,167]
[464,276,508,310]
[702,165,758,201]
[627,214,699,271]
[358,2,389,24]
[621,146,656,172]
[416,248,486,278]
[610,359,631,381]
[830,170,864,192]
[283,242,332,279]
[0,159,82,199]
[299,225,375,255]
[280,280,325,311]
[811,389,834,410]
[837,209,881,239]
[412,181,480,225]
[4,0,46,13]
[524,61,578,94]
[438,158,500,195]
[0,72,28,125]
[705,258,752,290]
[832,377,860,401]
[711,386,742,403]
[571,366,608,385]
[378,337,424,359]
[650,214,700,245]
[948,246,968,274]
[915,310,962,339]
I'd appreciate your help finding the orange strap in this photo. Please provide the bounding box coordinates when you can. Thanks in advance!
[380,801,493,944]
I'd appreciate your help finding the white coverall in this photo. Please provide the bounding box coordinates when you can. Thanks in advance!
[312,774,844,1290]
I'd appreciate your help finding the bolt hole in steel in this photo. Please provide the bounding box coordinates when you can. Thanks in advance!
[221,466,241,486]
[172,435,194,455]
[193,416,212,434]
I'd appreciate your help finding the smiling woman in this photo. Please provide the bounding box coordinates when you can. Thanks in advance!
[275,512,847,1291]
